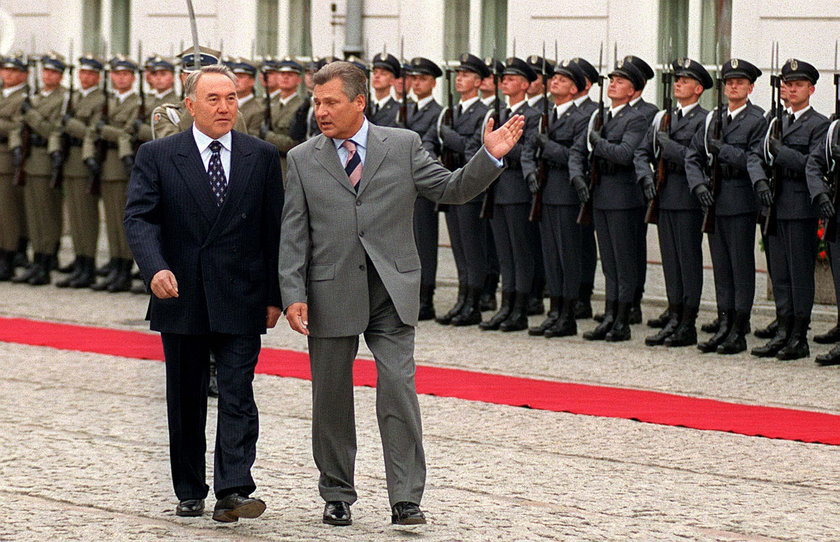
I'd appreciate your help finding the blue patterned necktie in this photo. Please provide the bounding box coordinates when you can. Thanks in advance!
[208,140,226,206]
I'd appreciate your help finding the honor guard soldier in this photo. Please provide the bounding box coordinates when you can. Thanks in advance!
[401,57,443,319]
[258,56,305,177]
[685,58,768,355]
[569,59,648,341]
[151,46,248,140]
[51,54,107,288]
[0,52,31,280]
[225,57,262,135]
[395,59,415,106]
[569,56,601,320]
[478,56,541,332]
[9,51,68,285]
[633,57,713,347]
[752,59,828,360]
[367,52,402,127]
[133,55,178,143]
[423,53,491,326]
[81,54,139,292]
[805,90,840,365]
[522,59,590,337]
[526,55,553,110]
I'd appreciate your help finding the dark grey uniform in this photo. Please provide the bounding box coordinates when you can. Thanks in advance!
[367,96,401,127]
[570,96,599,308]
[630,97,660,311]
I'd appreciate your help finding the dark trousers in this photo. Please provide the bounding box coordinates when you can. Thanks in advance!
[445,204,467,287]
[490,202,534,293]
[540,204,582,299]
[580,222,597,288]
[449,201,490,289]
[307,261,425,506]
[594,208,641,303]
[637,220,648,298]
[160,332,261,501]
[767,218,818,318]
[829,232,840,312]
[708,213,756,313]
[413,196,438,288]
[658,209,704,307]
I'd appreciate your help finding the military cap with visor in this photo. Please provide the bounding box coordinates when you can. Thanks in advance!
[372,52,401,78]
[722,58,762,83]
[408,57,442,78]
[672,57,713,89]
[178,46,221,73]
[608,58,646,90]
[781,58,819,85]
[457,53,490,78]
[78,54,105,72]
[1,51,28,71]
[527,55,555,77]
[554,58,587,92]
[503,56,538,82]
[41,51,67,72]
[571,57,599,85]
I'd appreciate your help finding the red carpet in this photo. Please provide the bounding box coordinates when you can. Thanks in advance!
[2,316,839,446]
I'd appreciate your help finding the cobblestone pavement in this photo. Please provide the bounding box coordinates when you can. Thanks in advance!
[1,238,839,541]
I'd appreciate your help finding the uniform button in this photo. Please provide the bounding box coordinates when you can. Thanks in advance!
[356,200,362,206]
[359,264,365,271]
[241,213,247,219]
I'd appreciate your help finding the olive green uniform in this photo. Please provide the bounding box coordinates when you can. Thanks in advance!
[150,100,249,140]
[238,93,264,136]
[9,86,67,256]
[49,86,105,258]
[263,91,305,177]
[0,84,28,253]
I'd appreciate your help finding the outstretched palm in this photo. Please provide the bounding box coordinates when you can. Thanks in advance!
[483,115,526,159]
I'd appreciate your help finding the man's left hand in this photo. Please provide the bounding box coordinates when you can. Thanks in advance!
[483,114,525,159]
[266,306,281,328]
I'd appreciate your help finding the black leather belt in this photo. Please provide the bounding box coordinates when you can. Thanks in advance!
[68,136,83,147]
[667,162,682,173]
[720,164,747,179]
[105,142,117,150]
[30,134,47,147]
[780,168,805,181]
[596,159,632,175]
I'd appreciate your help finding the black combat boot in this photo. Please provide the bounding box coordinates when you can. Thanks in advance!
[436,284,467,325]
[816,344,840,366]
[645,304,682,346]
[12,253,42,284]
[574,283,593,319]
[701,310,722,333]
[106,258,133,292]
[526,295,545,316]
[451,287,483,326]
[628,289,643,325]
[69,256,97,288]
[697,310,732,353]
[57,256,77,274]
[605,302,632,342]
[12,237,29,268]
[664,305,699,347]
[647,307,671,329]
[754,317,779,339]
[499,292,529,332]
[584,300,616,341]
[544,298,577,338]
[717,311,750,355]
[56,257,83,287]
[479,273,498,311]
[0,249,12,281]
[91,258,120,291]
[751,315,792,358]
[528,296,561,336]
[96,257,116,277]
[418,285,436,321]
[480,291,514,331]
[814,313,840,344]
[776,316,810,361]
[27,253,52,285]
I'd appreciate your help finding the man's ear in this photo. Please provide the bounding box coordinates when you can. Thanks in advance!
[184,96,195,116]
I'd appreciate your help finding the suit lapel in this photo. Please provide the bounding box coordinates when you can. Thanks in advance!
[205,131,255,242]
[174,131,218,224]
[314,135,357,196]
[357,125,387,197]
[784,108,810,138]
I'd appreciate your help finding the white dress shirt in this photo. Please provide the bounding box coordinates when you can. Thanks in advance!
[193,124,232,182]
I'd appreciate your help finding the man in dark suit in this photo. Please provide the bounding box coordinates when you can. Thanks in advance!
[124,65,283,522]
[280,61,523,527]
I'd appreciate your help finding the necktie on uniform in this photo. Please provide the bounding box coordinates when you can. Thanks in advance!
[342,139,362,190]
[207,140,227,206]
[676,108,683,120]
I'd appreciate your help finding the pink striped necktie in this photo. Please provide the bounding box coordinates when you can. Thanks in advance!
[342,139,362,189]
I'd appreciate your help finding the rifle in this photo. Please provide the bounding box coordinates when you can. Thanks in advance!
[261,62,273,136]
[134,41,146,151]
[479,51,502,220]
[439,67,460,170]
[644,50,673,224]
[14,53,37,188]
[52,41,75,189]
[90,55,109,196]
[529,45,550,222]
[822,40,840,242]
[576,43,605,225]
[397,37,408,127]
[701,54,724,234]
[762,42,782,237]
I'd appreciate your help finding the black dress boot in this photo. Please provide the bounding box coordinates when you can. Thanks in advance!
[605,302,632,342]
[479,273,499,311]
[754,317,779,339]
[698,310,732,353]
[57,256,76,274]
[436,284,467,325]
[96,257,116,277]
[544,298,578,338]
[751,315,792,358]
[451,287,483,326]
[56,257,83,288]
[106,258,133,292]
[12,253,42,284]
[69,256,96,288]
[701,311,722,333]
[814,314,840,344]
[91,258,120,291]
[480,291,514,331]
[816,344,840,366]
[717,311,750,355]
[529,296,561,336]
[628,289,643,325]
[418,285,436,321]
[13,237,29,268]
[647,307,671,329]
[776,317,810,361]
[665,305,699,347]
[0,250,12,281]
[499,292,529,332]
[575,283,593,319]
[645,304,682,346]
[27,253,52,285]
[584,300,616,341]
[526,295,545,316]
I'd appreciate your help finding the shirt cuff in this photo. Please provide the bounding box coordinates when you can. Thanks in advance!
[483,146,504,167]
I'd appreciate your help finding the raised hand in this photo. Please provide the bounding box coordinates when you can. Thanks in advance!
[483,114,526,159]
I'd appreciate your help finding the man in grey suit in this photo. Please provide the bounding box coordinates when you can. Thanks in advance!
[279,61,524,527]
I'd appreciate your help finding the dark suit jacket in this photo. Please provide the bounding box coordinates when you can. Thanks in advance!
[124,129,284,335]
[367,96,402,127]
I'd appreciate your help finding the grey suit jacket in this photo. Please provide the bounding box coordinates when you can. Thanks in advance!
[279,123,505,337]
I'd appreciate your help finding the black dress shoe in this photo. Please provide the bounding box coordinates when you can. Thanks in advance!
[754,318,779,339]
[814,325,840,344]
[646,307,671,329]
[212,494,266,523]
[816,345,840,366]
[323,501,352,526]
[391,501,426,525]
[176,498,205,517]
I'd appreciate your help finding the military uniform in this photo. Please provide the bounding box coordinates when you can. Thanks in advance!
[685,58,768,354]
[633,58,712,347]
[0,53,30,280]
[367,53,403,128]
[259,57,306,178]
[569,60,648,342]
[9,52,68,285]
[51,55,107,288]
[223,57,263,136]
[754,59,828,360]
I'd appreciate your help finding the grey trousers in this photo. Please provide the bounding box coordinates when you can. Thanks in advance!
[709,213,756,313]
[307,261,426,507]
[767,218,818,318]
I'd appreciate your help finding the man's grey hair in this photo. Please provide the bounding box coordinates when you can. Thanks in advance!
[312,61,368,102]
[184,64,237,100]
